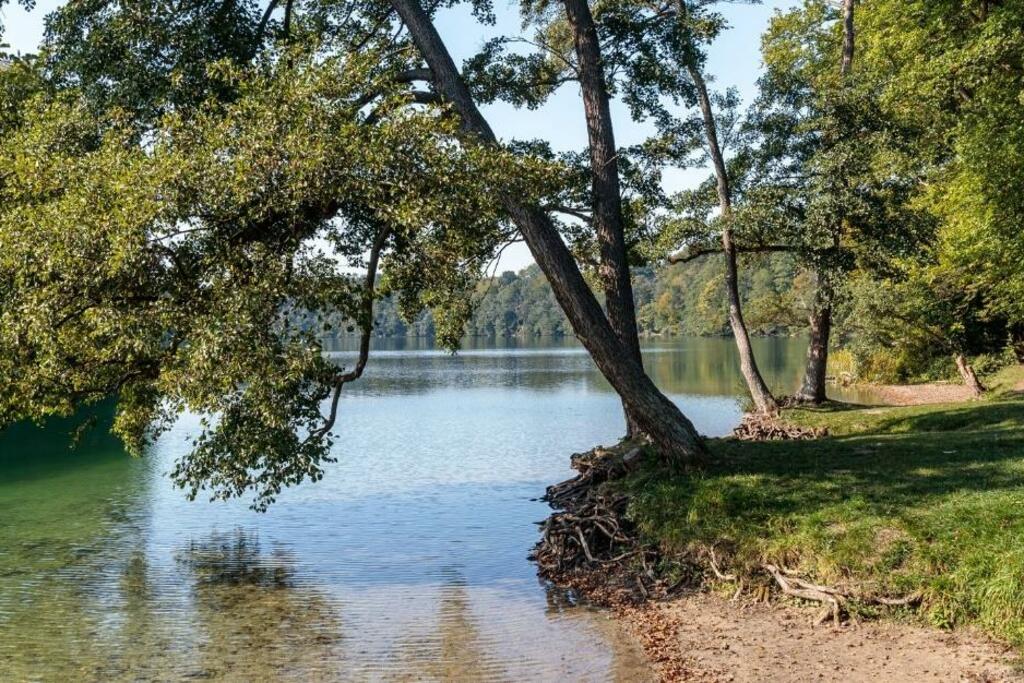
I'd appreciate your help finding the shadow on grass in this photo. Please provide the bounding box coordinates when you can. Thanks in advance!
[708,428,1024,514]
[872,400,1024,434]
[628,395,1024,554]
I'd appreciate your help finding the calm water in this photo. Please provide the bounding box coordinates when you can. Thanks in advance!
[0,336,808,681]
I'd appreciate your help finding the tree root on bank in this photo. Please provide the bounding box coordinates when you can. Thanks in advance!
[534,444,922,627]
[733,413,828,441]
[759,563,923,627]
[532,442,679,605]
[763,563,847,626]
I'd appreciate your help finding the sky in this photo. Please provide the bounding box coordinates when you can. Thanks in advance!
[1,0,795,271]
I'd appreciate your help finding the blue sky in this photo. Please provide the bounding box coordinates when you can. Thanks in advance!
[1,0,794,271]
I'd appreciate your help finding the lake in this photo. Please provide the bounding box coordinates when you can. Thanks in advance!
[0,336,811,681]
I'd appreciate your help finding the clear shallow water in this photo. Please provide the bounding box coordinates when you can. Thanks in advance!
[0,336,808,681]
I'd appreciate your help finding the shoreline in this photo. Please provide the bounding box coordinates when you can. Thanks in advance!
[536,365,1024,681]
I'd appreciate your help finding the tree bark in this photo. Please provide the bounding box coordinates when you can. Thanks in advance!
[390,0,706,462]
[687,62,778,415]
[954,353,986,397]
[840,0,855,77]
[795,287,832,403]
[561,0,644,436]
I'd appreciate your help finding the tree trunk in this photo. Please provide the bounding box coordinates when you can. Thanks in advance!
[390,0,706,462]
[840,0,855,77]
[798,0,855,403]
[687,62,778,415]
[795,288,832,404]
[954,354,986,397]
[561,0,644,436]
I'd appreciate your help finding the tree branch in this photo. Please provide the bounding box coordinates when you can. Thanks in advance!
[667,243,796,264]
[309,226,390,442]
[395,67,433,83]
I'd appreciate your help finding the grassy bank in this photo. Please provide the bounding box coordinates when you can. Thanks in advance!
[623,365,1024,646]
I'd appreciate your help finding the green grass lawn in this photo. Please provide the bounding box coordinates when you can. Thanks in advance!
[624,365,1024,646]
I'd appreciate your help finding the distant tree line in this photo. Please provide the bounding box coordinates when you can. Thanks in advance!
[316,255,808,342]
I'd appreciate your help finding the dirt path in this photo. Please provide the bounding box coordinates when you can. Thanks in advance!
[619,593,1021,682]
[858,382,976,406]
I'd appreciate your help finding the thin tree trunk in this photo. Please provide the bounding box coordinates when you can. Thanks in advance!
[687,62,778,414]
[390,0,706,462]
[840,0,855,76]
[954,353,986,397]
[795,286,832,403]
[561,0,644,436]
[798,0,855,403]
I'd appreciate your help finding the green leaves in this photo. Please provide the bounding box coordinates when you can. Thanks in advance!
[0,36,556,508]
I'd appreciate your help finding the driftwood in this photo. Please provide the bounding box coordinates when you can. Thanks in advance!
[733,413,828,441]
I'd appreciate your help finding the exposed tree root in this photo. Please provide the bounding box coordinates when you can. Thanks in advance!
[764,563,846,626]
[760,563,923,626]
[704,545,735,582]
[733,412,828,441]
[535,442,922,629]
[532,441,683,605]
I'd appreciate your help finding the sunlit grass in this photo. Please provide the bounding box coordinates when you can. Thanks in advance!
[624,364,1024,646]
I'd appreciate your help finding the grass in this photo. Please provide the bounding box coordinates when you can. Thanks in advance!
[623,364,1024,646]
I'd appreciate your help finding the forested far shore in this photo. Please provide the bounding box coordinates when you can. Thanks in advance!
[311,254,808,342]
[309,251,1023,388]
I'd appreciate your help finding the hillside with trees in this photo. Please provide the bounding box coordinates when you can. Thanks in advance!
[322,254,808,341]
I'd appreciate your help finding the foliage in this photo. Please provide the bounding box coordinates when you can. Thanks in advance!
[833,0,1024,382]
[840,266,1014,384]
[3,0,1024,507]
[0,27,557,508]
[741,0,931,284]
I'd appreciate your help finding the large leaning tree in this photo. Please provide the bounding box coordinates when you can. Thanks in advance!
[0,3,559,509]
[602,0,778,413]
[1,0,707,511]
[465,0,785,415]
[458,0,651,436]
[376,0,707,460]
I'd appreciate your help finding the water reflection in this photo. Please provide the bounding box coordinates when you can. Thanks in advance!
[0,337,808,681]
[324,336,806,400]
[178,534,346,681]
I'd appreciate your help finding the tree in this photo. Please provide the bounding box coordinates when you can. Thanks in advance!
[580,0,780,413]
[0,11,558,508]
[1,0,708,514]
[740,0,931,402]
[462,0,650,433]
[388,0,706,463]
[560,0,646,435]
[793,0,853,404]
[859,0,1024,369]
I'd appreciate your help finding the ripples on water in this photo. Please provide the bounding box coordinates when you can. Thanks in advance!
[0,337,807,681]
